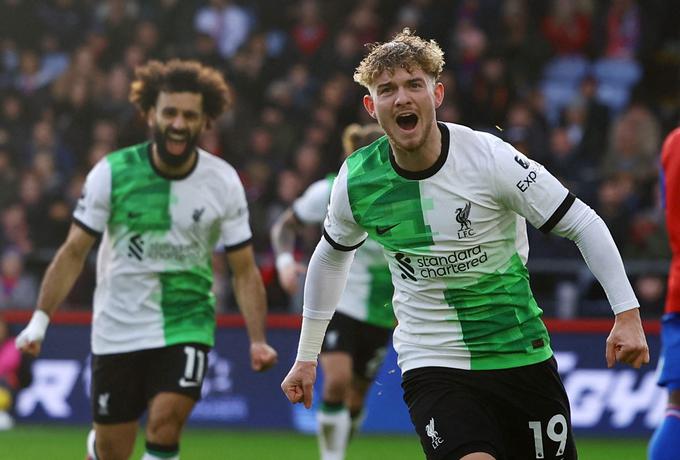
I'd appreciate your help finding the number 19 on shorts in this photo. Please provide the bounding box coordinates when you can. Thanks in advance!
[528,414,568,459]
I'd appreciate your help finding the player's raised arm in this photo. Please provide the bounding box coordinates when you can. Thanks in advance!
[16,223,97,356]
[226,243,278,372]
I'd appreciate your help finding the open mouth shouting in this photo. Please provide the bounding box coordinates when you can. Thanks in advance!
[396,112,419,132]
[166,131,190,156]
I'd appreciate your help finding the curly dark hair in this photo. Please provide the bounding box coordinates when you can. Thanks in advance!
[129,59,232,120]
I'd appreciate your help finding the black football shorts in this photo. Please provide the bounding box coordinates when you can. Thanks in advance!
[91,343,210,424]
[321,311,392,381]
[401,357,577,460]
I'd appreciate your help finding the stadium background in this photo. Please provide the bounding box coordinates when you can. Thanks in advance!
[0,0,678,458]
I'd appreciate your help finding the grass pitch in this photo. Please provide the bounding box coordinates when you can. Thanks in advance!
[0,425,648,459]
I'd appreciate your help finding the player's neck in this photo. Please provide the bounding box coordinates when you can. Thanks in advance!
[389,122,442,172]
[150,144,197,178]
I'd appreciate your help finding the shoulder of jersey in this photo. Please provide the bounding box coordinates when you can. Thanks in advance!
[448,122,506,161]
[197,148,239,176]
[105,142,145,161]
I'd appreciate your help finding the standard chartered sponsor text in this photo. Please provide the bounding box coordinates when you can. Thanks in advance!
[415,245,488,278]
[147,241,202,262]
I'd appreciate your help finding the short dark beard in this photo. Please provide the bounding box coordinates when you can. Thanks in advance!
[153,125,199,167]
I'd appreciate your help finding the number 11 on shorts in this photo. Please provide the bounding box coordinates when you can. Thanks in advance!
[528,414,568,458]
[180,346,206,387]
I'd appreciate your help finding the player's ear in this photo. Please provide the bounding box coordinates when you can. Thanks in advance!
[434,81,445,109]
[363,94,376,119]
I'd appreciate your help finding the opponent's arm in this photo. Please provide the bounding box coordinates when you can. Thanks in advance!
[270,208,307,295]
[552,199,650,368]
[16,223,97,355]
[226,243,278,371]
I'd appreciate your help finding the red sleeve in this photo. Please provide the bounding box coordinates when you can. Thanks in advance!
[661,128,680,313]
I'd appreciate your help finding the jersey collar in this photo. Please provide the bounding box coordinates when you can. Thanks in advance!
[389,122,449,180]
[147,143,199,181]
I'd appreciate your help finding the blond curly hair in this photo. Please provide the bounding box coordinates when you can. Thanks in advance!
[353,28,445,89]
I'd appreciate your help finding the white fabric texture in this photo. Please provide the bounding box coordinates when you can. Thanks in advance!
[551,198,639,314]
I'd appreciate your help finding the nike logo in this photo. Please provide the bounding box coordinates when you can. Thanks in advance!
[178,378,200,388]
[128,211,142,219]
[376,223,400,235]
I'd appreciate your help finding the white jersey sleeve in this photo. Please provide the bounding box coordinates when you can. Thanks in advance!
[218,165,252,249]
[73,159,111,233]
[293,179,331,224]
[323,162,367,249]
[487,135,572,231]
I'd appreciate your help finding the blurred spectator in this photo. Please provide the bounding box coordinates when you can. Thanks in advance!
[292,142,322,188]
[634,274,666,318]
[0,0,676,314]
[0,91,31,161]
[595,172,636,248]
[290,0,328,59]
[495,0,550,92]
[0,147,18,209]
[503,100,550,161]
[602,0,641,59]
[465,54,513,130]
[0,204,32,254]
[194,0,254,60]
[450,16,487,92]
[51,46,106,112]
[35,0,87,50]
[541,0,593,56]
[601,103,660,193]
[0,248,37,309]
[25,119,75,178]
[13,48,59,98]
[93,0,140,69]
[346,1,381,45]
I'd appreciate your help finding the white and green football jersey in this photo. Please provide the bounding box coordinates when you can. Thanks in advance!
[74,143,252,354]
[324,122,575,372]
[293,177,394,329]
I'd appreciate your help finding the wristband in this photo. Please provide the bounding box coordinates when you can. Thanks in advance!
[28,310,50,332]
[276,253,295,272]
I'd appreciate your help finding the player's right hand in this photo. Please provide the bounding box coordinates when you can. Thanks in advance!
[281,360,317,409]
[250,341,278,371]
[15,310,50,356]
[278,262,307,295]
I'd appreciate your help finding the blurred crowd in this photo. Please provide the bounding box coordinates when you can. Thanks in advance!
[0,0,678,317]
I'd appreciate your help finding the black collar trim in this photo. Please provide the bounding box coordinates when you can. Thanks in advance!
[147,143,199,180]
[389,122,449,180]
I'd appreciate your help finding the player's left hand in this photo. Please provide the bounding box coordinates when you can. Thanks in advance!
[606,307,650,368]
[250,341,278,371]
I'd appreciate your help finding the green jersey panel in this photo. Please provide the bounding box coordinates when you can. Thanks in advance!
[292,176,395,328]
[74,144,252,354]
